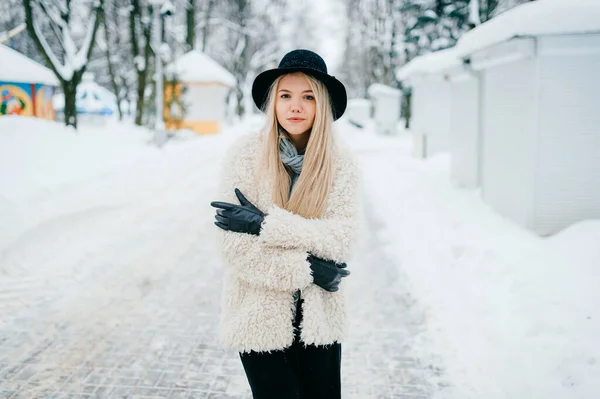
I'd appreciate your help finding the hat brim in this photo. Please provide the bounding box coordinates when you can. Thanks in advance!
[252,67,347,121]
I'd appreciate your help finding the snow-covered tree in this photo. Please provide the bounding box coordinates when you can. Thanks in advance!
[99,0,137,120]
[125,0,154,126]
[23,0,104,128]
[203,0,287,117]
[339,0,404,97]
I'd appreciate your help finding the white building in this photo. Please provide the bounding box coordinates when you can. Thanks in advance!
[443,61,482,189]
[345,98,371,129]
[367,84,402,135]
[397,48,460,158]
[165,50,236,134]
[454,0,600,235]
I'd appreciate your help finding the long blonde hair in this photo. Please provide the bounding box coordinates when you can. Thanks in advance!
[256,72,335,219]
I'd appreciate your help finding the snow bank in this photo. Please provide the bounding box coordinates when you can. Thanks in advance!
[0,116,155,203]
[456,0,600,56]
[396,47,462,81]
[166,50,236,87]
[0,44,59,86]
[546,220,600,269]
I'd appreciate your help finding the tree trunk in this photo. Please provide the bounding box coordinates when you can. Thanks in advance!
[201,0,214,51]
[186,0,195,51]
[403,90,411,129]
[135,69,147,126]
[129,0,152,126]
[62,79,78,129]
[235,85,244,117]
[103,10,124,120]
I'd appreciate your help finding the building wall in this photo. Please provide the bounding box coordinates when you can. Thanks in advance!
[165,82,230,134]
[534,34,600,235]
[182,84,229,121]
[411,77,452,157]
[450,73,481,188]
[480,58,536,229]
[0,82,55,119]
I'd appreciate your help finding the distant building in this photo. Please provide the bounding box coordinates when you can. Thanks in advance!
[164,50,236,135]
[397,48,459,158]
[0,44,59,120]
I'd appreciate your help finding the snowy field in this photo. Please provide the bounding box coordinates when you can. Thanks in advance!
[1,116,599,398]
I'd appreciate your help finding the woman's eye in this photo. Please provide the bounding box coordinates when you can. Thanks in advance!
[280,94,290,99]
[304,95,314,101]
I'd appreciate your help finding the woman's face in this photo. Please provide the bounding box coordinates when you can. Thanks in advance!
[275,73,316,136]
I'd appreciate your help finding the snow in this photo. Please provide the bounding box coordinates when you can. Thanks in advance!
[166,50,236,87]
[0,23,26,44]
[0,44,59,86]
[0,116,152,205]
[367,83,402,97]
[1,115,599,398]
[160,0,174,15]
[456,0,600,57]
[396,47,462,81]
[134,55,146,71]
[468,0,480,26]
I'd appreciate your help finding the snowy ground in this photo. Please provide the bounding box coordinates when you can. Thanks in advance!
[0,116,599,398]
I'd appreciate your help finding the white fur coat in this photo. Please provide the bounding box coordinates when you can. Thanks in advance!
[216,131,361,353]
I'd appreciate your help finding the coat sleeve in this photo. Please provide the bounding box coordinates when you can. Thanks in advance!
[215,134,314,293]
[258,153,362,263]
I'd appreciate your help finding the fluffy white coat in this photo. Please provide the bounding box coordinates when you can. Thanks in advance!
[217,131,361,353]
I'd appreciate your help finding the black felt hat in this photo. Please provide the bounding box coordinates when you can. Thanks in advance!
[252,49,347,121]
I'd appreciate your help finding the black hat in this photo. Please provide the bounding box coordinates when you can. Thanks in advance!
[251,49,347,121]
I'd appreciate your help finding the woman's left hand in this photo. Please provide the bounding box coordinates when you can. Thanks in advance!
[210,188,265,235]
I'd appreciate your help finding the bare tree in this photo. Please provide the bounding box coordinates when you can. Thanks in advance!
[23,0,105,128]
[101,0,136,120]
[128,0,153,125]
[211,0,286,117]
[200,0,216,51]
[185,0,195,50]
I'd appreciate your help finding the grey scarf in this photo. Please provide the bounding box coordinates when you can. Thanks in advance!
[279,135,305,314]
[279,136,304,188]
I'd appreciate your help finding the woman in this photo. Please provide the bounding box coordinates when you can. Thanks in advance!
[210,49,361,399]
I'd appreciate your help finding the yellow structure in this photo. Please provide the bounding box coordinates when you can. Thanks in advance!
[165,51,236,135]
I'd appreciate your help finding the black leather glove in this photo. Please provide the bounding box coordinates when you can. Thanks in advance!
[211,188,265,235]
[307,254,350,292]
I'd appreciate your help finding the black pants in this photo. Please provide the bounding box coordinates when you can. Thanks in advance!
[239,296,342,399]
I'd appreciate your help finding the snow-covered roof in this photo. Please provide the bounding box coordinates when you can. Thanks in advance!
[166,50,236,87]
[0,44,59,86]
[456,0,600,57]
[367,83,402,97]
[396,47,462,81]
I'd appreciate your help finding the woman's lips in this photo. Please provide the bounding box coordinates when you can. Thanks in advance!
[287,118,305,123]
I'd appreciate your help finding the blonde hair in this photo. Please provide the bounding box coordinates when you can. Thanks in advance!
[255,72,335,219]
